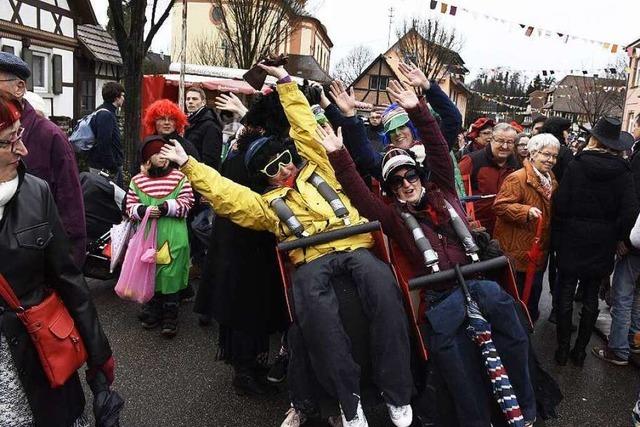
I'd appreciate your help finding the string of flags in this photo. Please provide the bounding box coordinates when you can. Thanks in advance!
[476,66,625,77]
[428,0,634,55]
[471,90,529,112]
[472,90,529,100]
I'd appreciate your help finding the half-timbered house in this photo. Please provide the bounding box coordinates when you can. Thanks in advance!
[0,0,122,119]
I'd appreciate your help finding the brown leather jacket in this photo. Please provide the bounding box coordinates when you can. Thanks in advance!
[493,160,557,271]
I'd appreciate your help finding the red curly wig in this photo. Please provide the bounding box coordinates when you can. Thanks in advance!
[142,99,188,137]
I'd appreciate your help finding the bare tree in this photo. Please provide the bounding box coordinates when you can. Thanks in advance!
[570,67,627,126]
[108,0,174,171]
[395,18,463,81]
[332,45,374,86]
[191,32,228,67]
[213,0,306,69]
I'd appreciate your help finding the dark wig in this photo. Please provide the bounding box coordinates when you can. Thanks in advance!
[243,90,290,139]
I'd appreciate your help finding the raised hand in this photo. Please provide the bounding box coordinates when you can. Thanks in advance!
[398,61,430,91]
[315,125,344,153]
[312,82,331,109]
[329,80,356,117]
[159,139,189,167]
[257,62,289,80]
[387,80,419,110]
[214,93,248,117]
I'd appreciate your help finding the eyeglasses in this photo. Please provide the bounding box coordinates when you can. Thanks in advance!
[387,168,420,190]
[260,150,293,177]
[156,116,176,123]
[494,139,515,147]
[0,126,24,152]
[537,151,558,161]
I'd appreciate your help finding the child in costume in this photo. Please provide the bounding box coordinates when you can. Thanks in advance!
[126,135,194,337]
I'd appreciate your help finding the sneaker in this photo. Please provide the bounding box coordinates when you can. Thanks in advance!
[340,400,368,427]
[280,407,307,427]
[386,403,413,427]
[232,372,276,396]
[631,343,640,354]
[592,345,628,366]
[267,350,289,383]
[633,398,640,427]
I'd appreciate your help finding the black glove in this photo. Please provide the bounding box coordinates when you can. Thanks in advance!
[158,201,169,216]
[136,205,147,219]
[471,230,504,260]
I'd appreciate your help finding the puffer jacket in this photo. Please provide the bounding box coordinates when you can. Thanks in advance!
[0,163,112,426]
[181,81,373,265]
[493,160,557,271]
[553,149,639,277]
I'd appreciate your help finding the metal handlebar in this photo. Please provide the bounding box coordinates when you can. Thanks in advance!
[276,221,380,252]
[408,256,509,290]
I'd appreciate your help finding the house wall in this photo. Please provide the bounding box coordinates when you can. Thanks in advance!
[352,58,395,106]
[171,1,332,71]
[623,53,640,132]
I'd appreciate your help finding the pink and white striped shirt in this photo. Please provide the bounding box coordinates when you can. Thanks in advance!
[126,169,194,220]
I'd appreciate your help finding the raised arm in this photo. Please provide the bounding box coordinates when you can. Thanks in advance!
[160,141,276,232]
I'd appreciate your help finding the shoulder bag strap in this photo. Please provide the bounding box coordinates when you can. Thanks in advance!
[0,274,22,310]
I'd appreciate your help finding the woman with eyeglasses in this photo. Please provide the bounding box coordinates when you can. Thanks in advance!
[318,79,536,426]
[493,133,560,322]
[0,92,115,426]
[160,64,414,427]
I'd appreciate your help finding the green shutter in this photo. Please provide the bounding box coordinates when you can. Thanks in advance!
[21,48,33,91]
[52,54,62,94]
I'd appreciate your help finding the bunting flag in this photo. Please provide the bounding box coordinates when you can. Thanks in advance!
[427,0,629,53]
[477,65,628,76]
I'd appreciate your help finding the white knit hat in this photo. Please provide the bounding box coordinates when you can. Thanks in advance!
[381,148,417,181]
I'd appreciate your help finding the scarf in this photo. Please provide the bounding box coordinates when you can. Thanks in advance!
[531,164,552,200]
[0,175,19,220]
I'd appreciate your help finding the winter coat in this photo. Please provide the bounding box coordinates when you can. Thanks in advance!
[493,160,557,272]
[20,100,87,267]
[87,102,123,172]
[553,150,639,278]
[329,96,470,291]
[458,144,519,236]
[181,81,373,266]
[195,152,287,333]
[551,144,574,183]
[184,107,223,169]
[0,164,112,427]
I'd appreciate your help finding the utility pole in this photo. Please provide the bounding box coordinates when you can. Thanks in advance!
[387,7,394,47]
[178,0,188,111]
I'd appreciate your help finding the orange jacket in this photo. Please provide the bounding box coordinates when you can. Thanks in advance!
[493,160,557,272]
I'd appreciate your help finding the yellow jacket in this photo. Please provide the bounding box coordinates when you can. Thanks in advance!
[181,81,373,264]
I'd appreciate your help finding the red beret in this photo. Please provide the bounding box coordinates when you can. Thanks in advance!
[141,135,165,163]
[468,117,495,140]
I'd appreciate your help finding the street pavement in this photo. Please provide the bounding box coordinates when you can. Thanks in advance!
[85,276,638,427]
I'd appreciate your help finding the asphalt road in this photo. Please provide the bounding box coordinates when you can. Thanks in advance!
[85,276,638,427]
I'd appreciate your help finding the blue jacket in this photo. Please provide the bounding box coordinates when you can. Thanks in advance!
[87,102,123,171]
[325,81,463,180]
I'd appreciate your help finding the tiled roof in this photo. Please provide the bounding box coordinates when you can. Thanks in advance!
[77,24,122,65]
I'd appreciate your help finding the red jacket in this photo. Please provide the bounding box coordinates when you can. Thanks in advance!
[329,97,469,290]
[458,144,519,236]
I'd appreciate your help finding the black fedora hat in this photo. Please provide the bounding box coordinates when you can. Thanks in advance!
[589,116,634,151]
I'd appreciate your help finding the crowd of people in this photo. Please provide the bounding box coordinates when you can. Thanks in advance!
[1,46,640,427]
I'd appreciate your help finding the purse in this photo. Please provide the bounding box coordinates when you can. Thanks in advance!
[0,274,88,388]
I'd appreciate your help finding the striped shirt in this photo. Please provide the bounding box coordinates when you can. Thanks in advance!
[126,169,194,219]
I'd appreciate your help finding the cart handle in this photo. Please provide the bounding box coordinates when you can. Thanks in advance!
[408,256,509,290]
[277,221,381,252]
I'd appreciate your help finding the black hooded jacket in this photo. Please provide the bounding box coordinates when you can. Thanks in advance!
[184,107,223,169]
[553,150,639,277]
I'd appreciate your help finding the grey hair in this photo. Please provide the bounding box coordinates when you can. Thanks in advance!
[527,133,560,153]
[493,122,517,135]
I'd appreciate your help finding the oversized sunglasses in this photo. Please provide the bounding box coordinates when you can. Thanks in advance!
[0,126,25,152]
[387,168,420,190]
[260,150,293,177]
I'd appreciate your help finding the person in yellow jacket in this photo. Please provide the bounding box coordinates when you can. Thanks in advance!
[160,64,413,427]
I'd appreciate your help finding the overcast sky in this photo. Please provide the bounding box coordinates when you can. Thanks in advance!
[92,0,640,82]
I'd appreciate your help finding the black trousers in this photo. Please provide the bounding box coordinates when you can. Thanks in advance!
[291,248,413,420]
[556,269,602,352]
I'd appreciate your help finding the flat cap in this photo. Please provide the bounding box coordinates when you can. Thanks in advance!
[0,52,31,80]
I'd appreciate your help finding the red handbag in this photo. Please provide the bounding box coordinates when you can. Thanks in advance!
[0,274,88,388]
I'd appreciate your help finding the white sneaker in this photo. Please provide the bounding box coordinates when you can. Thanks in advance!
[280,406,306,427]
[386,403,413,427]
[339,400,368,427]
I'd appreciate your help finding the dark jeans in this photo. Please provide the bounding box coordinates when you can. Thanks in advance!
[424,280,536,425]
[515,270,545,323]
[556,270,601,353]
[291,248,413,420]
